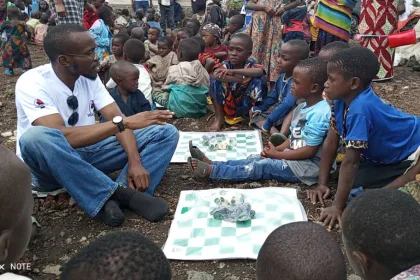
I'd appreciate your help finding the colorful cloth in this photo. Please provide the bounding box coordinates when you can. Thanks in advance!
[1,20,32,70]
[359,0,399,81]
[209,59,267,118]
[202,22,222,39]
[314,0,356,41]
[247,0,282,82]
[198,52,220,73]
[391,264,420,280]
[83,9,98,30]
[314,29,346,54]
[89,19,112,63]
[51,0,84,25]
[0,2,15,25]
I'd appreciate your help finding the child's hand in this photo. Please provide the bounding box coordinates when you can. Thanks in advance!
[264,6,275,16]
[275,6,285,16]
[249,108,258,118]
[214,68,234,79]
[262,142,279,159]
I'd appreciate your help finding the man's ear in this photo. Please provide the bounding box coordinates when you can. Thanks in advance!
[57,55,71,66]
[350,77,361,91]
[353,250,371,277]
[0,231,11,263]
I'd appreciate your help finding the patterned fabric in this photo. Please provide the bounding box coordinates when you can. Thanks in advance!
[201,22,222,39]
[359,0,399,81]
[146,51,179,92]
[0,2,15,25]
[198,52,220,73]
[89,19,112,63]
[314,29,346,54]
[51,0,84,25]
[314,0,356,41]
[1,20,32,70]
[247,0,282,82]
[209,60,267,118]
[391,264,420,280]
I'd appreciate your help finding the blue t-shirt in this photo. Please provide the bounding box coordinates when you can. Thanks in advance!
[331,87,420,164]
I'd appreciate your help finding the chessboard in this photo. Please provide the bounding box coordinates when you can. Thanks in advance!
[163,188,307,260]
[170,130,263,163]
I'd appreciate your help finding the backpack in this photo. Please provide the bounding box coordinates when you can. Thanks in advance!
[204,3,226,28]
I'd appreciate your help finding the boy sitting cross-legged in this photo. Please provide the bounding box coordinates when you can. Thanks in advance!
[189,57,331,185]
[152,38,210,118]
[249,40,310,134]
[308,47,420,229]
[209,33,267,131]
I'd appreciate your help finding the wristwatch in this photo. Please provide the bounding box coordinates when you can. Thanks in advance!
[112,116,125,133]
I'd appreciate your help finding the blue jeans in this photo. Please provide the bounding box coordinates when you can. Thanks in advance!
[134,1,149,12]
[19,125,179,217]
[159,4,175,33]
[210,155,300,182]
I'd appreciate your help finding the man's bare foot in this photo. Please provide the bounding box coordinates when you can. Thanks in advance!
[210,116,225,131]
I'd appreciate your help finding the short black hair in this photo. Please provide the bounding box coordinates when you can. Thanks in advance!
[180,27,193,38]
[149,26,161,36]
[146,12,154,21]
[320,41,350,56]
[40,12,49,24]
[44,24,87,62]
[228,9,240,18]
[284,39,310,60]
[342,189,420,275]
[31,10,40,19]
[257,222,346,280]
[158,36,173,48]
[131,27,145,41]
[113,32,130,45]
[7,6,19,18]
[231,33,253,52]
[97,6,112,21]
[123,38,145,63]
[229,14,244,27]
[135,9,144,19]
[60,232,172,280]
[296,57,328,88]
[127,24,137,36]
[178,38,201,61]
[191,36,205,52]
[187,18,200,35]
[121,8,129,16]
[328,47,379,87]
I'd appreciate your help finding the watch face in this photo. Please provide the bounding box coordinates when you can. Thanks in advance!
[113,116,123,123]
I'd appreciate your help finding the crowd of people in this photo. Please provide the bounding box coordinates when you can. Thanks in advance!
[0,0,420,278]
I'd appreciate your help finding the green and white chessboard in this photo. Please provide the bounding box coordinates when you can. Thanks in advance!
[163,188,307,260]
[170,131,263,163]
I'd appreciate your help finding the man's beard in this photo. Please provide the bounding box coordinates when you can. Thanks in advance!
[69,63,98,81]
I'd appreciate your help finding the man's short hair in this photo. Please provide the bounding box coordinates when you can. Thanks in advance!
[342,189,420,275]
[123,39,145,63]
[44,24,87,62]
[61,232,172,280]
[257,222,347,280]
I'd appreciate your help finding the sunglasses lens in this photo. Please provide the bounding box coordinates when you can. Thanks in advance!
[67,96,79,110]
[68,112,79,126]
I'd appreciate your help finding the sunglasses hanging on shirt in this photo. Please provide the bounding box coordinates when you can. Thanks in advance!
[67,95,79,126]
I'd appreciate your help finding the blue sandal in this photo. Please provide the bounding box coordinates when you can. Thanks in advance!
[5,69,14,76]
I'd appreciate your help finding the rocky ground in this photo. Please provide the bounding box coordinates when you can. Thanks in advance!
[1,45,419,280]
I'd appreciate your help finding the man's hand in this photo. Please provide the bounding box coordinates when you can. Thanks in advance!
[127,164,150,191]
[262,142,279,159]
[307,184,331,205]
[125,110,174,130]
[56,3,67,17]
[319,205,343,229]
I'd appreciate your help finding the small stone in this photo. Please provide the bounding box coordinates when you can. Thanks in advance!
[69,198,76,207]
[32,255,38,261]
[181,175,189,180]
[77,216,82,222]
[348,274,362,280]
[187,270,214,280]
[13,130,17,136]
[97,231,107,238]
[33,268,40,274]
[249,182,262,188]
[1,131,12,137]
[59,231,65,237]
[218,262,225,269]
[42,264,61,275]
[59,255,70,262]
[9,136,16,141]
[79,236,87,242]
[0,102,3,107]
[66,238,72,244]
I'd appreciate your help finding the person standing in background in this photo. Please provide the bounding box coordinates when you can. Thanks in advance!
[159,0,174,35]
[359,0,406,81]
[132,0,152,13]
[51,0,84,25]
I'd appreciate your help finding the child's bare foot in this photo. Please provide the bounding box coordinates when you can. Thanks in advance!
[210,116,225,131]
[187,157,212,179]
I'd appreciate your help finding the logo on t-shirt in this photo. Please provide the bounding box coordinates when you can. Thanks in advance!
[34,99,45,109]
[290,119,307,149]
[88,100,95,117]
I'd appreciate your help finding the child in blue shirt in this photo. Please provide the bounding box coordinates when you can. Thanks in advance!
[188,57,331,185]
[308,47,420,229]
[249,40,309,134]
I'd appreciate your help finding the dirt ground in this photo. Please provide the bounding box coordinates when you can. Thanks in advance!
[1,45,420,280]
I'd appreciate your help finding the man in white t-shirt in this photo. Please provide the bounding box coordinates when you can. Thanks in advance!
[15,24,179,227]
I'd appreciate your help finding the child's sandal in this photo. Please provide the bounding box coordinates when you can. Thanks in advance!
[187,157,210,179]
[189,140,206,161]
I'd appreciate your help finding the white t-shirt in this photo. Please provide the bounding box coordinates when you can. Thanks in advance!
[106,64,153,105]
[15,64,115,157]
[0,273,31,280]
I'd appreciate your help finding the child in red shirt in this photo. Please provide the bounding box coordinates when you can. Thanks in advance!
[201,23,228,61]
